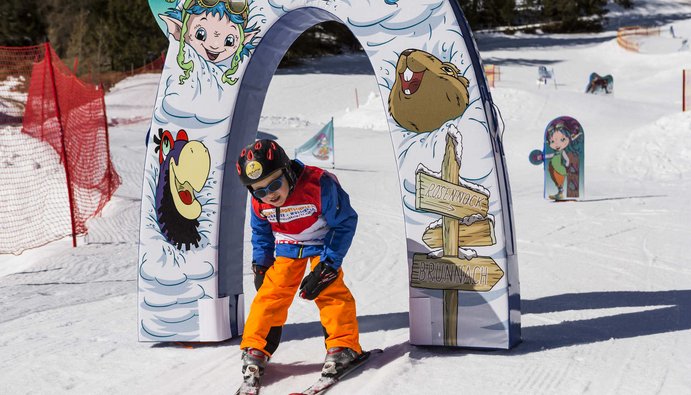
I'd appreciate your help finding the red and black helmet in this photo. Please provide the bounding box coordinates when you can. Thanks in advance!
[236,139,294,187]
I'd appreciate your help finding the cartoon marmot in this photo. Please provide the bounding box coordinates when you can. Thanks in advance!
[388,49,470,132]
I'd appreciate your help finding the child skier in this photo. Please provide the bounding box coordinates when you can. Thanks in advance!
[235,139,362,385]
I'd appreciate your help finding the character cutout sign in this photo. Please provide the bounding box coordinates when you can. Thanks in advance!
[530,116,585,201]
[139,0,520,349]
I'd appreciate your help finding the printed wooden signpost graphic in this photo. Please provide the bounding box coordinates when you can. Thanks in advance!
[412,131,504,346]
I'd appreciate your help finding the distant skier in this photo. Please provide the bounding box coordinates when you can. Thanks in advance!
[585,73,613,94]
[235,139,363,393]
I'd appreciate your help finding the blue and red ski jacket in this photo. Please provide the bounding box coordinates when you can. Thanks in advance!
[250,161,357,270]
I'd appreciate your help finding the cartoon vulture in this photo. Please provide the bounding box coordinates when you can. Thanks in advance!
[154,128,210,250]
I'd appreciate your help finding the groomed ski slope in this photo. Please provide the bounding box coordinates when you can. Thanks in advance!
[1,1,691,394]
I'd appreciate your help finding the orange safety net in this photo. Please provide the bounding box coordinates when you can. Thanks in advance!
[617,26,661,52]
[484,64,500,88]
[0,43,120,254]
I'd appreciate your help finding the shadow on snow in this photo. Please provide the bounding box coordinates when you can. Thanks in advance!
[151,290,691,363]
[281,290,691,358]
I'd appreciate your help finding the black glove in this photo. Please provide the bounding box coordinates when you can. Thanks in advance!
[252,264,270,291]
[299,261,338,300]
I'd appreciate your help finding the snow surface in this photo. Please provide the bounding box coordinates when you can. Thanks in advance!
[2,2,691,394]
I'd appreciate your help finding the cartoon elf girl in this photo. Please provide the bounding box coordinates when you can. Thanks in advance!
[544,120,582,200]
[161,0,259,85]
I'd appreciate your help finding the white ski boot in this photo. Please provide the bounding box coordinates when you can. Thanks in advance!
[321,347,359,378]
[241,347,269,379]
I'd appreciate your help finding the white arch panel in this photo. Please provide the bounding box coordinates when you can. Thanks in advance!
[139,0,520,349]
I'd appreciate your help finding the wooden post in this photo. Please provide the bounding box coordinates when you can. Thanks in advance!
[411,128,503,346]
[441,134,460,346]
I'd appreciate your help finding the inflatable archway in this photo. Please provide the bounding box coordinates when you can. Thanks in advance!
[139,0,520,349]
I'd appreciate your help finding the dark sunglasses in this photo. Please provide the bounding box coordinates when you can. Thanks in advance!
[251,176,284,199]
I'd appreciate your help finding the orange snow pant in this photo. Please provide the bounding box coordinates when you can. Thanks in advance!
[240,255,361,357]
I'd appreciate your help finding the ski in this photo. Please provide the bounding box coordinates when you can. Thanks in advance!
[289,349,383,395]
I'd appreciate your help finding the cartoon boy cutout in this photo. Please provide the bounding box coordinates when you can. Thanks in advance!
[160,0,258,85]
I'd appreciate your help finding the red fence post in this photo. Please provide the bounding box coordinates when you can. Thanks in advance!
[45,43,78,248]
[100,83,114,200]
[684,69,687,112]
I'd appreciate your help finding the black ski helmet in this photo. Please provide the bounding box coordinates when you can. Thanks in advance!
[236,139,295,189]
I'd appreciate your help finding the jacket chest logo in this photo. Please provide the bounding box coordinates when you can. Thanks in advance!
[261,204,318,223]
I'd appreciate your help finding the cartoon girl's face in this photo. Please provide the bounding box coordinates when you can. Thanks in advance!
[549,130,569,151]
[185,13,241,63]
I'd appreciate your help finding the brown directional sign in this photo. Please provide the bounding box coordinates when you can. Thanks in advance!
[422,218,495,248]
[411,254,504,292]
[412,133,501,346]
[415,172,489,220]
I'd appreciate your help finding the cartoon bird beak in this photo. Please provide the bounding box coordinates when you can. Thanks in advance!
[169,141,211,220]
[175,141,211,192]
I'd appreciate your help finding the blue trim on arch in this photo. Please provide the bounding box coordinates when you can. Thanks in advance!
[447,0,516,249]
[446,0,521,348]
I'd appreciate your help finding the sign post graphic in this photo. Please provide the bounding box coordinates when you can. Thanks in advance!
[413,132,503,346]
